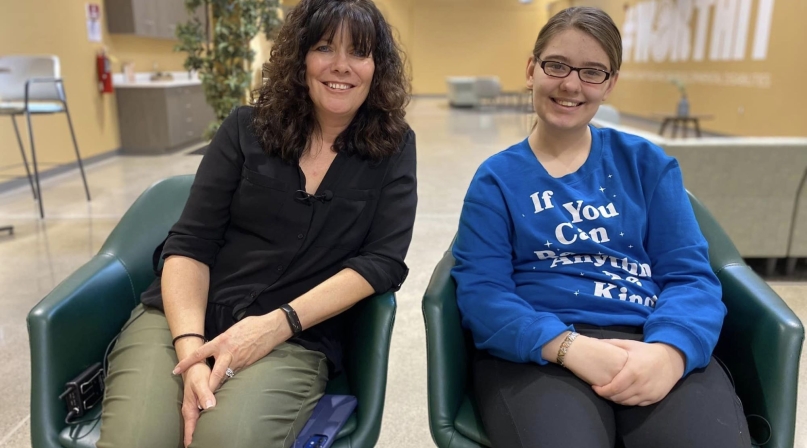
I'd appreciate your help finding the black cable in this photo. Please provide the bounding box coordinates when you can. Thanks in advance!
[64,410,102,426]
[64,409,78,425]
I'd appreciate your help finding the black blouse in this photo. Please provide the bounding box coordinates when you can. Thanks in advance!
[141,106,417,374]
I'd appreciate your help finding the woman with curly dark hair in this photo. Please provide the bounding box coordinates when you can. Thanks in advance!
[96,1,416,447]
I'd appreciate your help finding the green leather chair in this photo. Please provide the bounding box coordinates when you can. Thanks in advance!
[27,175,396,448]
[423,192,804,448]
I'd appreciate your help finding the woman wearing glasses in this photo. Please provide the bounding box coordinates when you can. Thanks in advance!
[452,7,750,448]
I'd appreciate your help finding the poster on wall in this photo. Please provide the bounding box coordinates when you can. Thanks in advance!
[86,3,102,43]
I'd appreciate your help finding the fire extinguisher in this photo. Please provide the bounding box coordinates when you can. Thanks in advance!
[96,50,113,94]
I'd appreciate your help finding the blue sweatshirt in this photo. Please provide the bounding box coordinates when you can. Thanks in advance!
[452,126,725,376]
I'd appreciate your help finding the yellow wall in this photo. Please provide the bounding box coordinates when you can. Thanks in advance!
[0,0,187,178]
[285,0,544,96]
[406,0,545,95]
[109,35,188,74]
[374,0,414,60]
[389,0,805,137]
[572,0,807,137]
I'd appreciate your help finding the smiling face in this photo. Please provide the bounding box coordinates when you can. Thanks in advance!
[527,27,618,133]
[305,24,375,126]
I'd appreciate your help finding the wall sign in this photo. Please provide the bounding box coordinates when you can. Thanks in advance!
[86,3,102,43]
[622,0,775,63]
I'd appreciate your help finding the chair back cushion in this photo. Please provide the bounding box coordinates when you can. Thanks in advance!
[473,77,501,99]
[423,249,490,447]
[99,175,194,296]
[0,55,62,101]
[593,104,621,125]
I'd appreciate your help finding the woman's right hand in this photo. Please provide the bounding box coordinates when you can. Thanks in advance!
[180,362,216,448]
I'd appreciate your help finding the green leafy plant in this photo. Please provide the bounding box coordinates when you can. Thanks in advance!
[670,77,687,98]
[175,0,283,138]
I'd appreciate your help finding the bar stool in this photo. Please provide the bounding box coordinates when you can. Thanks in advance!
[0,55,91,218]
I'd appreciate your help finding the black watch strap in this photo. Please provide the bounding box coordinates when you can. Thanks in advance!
[279,303,303,336]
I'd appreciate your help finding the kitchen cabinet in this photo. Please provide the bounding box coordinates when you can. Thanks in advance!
[115,83,215,154]
[105,0,200,40]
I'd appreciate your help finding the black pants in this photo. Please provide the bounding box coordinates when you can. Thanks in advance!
[473,325,751,448]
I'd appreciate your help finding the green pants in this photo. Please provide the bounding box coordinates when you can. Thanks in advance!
[97,304,329,448]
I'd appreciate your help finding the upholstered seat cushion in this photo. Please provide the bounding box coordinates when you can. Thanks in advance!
[0,101,64,114]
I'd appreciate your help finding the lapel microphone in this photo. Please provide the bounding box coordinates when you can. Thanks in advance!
[294,189,333,205]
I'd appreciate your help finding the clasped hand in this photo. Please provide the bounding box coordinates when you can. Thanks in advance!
[173,314,284,390]
[173,313,287,447]
[592,339,686,406]
[565,336,685,407]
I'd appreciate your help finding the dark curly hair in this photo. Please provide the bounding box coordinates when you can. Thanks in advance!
[251,0,410,162]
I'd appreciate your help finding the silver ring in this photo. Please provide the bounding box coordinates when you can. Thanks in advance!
[225,368,235,379]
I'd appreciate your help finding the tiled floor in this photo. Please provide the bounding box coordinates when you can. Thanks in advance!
[0,98,804,448]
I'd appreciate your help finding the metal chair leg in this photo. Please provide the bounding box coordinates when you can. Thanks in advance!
[765,257,778,277]
[63,102,91,202]
[785,257,798,277]
[11,115,37,200]
[25,109,45,219]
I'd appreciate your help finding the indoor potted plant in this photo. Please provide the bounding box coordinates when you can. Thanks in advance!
[175,0,282,138]
[670,78,689,117]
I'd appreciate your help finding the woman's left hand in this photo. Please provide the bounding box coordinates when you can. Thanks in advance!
[591,339,686,406]
[172,313,289,391]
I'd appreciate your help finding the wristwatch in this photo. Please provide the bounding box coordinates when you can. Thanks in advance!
[279,303,303,336]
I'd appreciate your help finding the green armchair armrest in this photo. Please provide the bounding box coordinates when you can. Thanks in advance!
[691,194,804,448]
[334,291,397,448]
[28,175,194,448]
[423,248,488,448]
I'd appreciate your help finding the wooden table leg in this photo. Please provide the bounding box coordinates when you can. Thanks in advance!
[659,118,669,136]
[694,118,702,137]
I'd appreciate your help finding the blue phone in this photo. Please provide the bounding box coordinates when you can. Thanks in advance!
[293,394,358,448]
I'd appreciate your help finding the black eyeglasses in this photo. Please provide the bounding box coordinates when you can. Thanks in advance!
[536,57,611,85]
